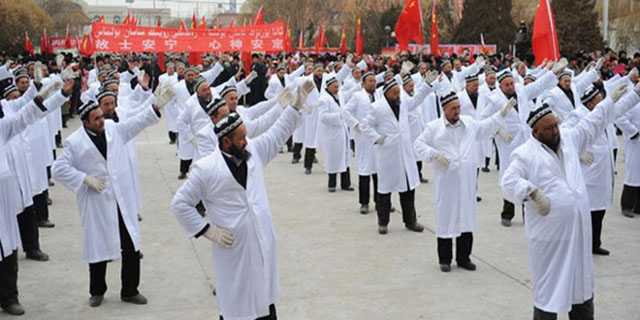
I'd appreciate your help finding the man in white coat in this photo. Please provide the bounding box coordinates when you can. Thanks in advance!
[502,83,640,319]
[158,62,179,144]
[360,75,437,234]
[482,60,566,227]
[415,91,515,272]
[543,60,601,120]
[52,85,174,307]
[0,77,71,316]
[317,76,354,192]
[171,81,314,320]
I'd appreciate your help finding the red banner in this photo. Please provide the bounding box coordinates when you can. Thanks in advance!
[50,37,80,51]
[90,22,286,53]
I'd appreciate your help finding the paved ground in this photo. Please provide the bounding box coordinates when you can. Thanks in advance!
[8,114,640,320]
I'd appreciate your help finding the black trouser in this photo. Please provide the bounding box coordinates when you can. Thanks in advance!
[359,174,379,206]
[0,249,18,308]
[168,131,177,143]
[533,298,594,320]
[17,206,39,252]
[286,136,293,151]
[220,304,276,320]
[437,232,473,265]
[179,159,193,175]
[328,168,351,189]
[350,140,355,153]
[484,157,490,168]
[292,143,303,160]
[376,189,416,227]
[303,148,316,169]
[89,211,140,298]
[34,191,49,223]
[501,199,515,221]
[621,185,640,213]
[591,210,605,251]
[494,139,500,169]
[417,161,424,180]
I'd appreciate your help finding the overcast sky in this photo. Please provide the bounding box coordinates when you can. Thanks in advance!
[88,0,248,17]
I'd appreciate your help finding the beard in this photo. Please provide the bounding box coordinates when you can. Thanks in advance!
[229,143,250,162]
[198,95,212,108]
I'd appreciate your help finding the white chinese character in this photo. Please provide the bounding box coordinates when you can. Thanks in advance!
[251,39,263,50]
[118,39,131,50]
[142,39,156,50]
[164,39,178,50]
[95,39,109,50]
[230,39,243,50]
[271,39,283,50]
[208,40,221,51]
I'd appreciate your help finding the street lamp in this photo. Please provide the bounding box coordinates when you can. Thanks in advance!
[384,25,391,48]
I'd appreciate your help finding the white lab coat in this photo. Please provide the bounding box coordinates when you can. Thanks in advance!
[415,113,504,237]
[177,94,211,161]
[263,65,304,100]
[317,91,350,174]
[343,89,377,175]
[544,70,599,119]
[502,93,640,313]
[360,82,433,193]
[160,73,180,132]
[172,107,302,320]
[459,89,491,168]
[618,100,640,186]
[52,106,160,263]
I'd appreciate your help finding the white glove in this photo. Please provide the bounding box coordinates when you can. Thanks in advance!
[155,85,176,109]
[580,152,594,165]
[552,58,568,75]
[277,87,295,108]
[245,71,258,85]
[37,78,63,100]
[537,58,548,69]
[203,225,235,247]
[435,152,450,170]
[401,61,415,75]
[629,67,639,79]
[424,70,439,84]
[611,84,628,103]
[137,70,147,87]
[375,135,386,145]
[4,59,13,68]
[354,123,361,133]
[84,175,105,193]
[500,97,517,117]
[497,129,514,144]
[293,80,314,112]
[474,55,485,67]
[61,65,79,81]
[55,54,64,67]
[594,57,605,71]
[635,80,640,96]
[530,189,550,216]
[34,62,43,84]
[345,54,354,66]
[190,138,198,148]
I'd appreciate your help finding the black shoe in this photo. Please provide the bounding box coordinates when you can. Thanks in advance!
[593,247,610,256]
[341,186,354,191]
[405,222,424,233]
[501,218,512,227]
[169,140,176,145]
[304,168,311,175]
[291,158,300,164]
[2,303,25,315]
[360,204,369,214]
[390,207,396,213]
[89,295,104,307]
[178,172,187,180]
[476,196,482,202]
[328,187,336,193]
[25,250,49,261]
[622,210,634,218]
[420,177,429,183]
[457,261,477,271]
[48,180,55,187]
[46,197,52,205]
[121,294,147,305]
[378,226,388,234]
[137,214,143,222]
[37,220,55,228]
[481,167,490,173]
[440,264,451,272]
[313,156,318,164]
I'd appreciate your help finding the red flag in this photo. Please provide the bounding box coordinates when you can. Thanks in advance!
[228,18,235,28]
[41,28,51,54]
[532,0,560,64]
[64,24,73,49]
[355,14,364,57]
[430,0,439,56]
[199,15,207,29]
[131,15,137,26]
[286,21,292,53]
[157,17,162,27]
[242,51,252,74]
[123,13,130,25]
[99,15,105,24]
[314,24,327,54]
[339,25,348,54]
[158,52,166,72]
[179,20,187,31]
[395,0,424,50]
[24,32,34,55]
[215,18,220,29]
[189,52,202,67]
[191,13,197,29]
[253,6,264,25]
[298,30,304,49]
[276,13,281,23]
[79,34,94,57]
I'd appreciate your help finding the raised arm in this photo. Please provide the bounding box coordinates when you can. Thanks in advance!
[171,166,210,238]
[201,62,224,85]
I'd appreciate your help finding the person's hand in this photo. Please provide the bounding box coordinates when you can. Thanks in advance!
[401,61,414,75]
[154,85,175,110]
[594,57,605,72]
[435,152,450,170]
[580,152,594,165]
[424,70,438,84]
[498,129,514,144]
[474,55,485,66]
[354,123,361,133]
[4,59,14,68]
[84,175,105,193]
[375,135,386,145]
[628,67,639,79]
[62,79,74,96]
[34,62,43,84]
[634,80,640,97]
[530,189,550,216]
[611,84,628,103]
[500,97,517,117]
[190,139,198,148]
[346,54,354,66]
[203,225,235,247]
[245,71,258,85]
[137,70,149,90]
[55,55,64,68]
[61,64,79,81]
[37,79,63,100]
[277,87,295,108]
[293,80,314,112]
[537,58,548,69]
[552,58,568,75]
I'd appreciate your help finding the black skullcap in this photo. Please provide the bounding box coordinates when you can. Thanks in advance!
[527,103,553,128]
[440,91,459,107]
[382,78,398,95]
[78,100,100,119]
[580,86,600,104]
[205,98,226,116]
[214,112,243,138]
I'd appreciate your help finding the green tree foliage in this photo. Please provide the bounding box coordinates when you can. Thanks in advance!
[452,0,516,52]
[35,0,90,37]
[0,0,53,55]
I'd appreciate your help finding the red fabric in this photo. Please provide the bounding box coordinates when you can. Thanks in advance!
[430,0,439,56]
[64,24,73,49]
[41,28,52,54]
[229,19,235,28]
[356,14,363,58]
[188,52,202,66]
[99,15,105,24]
[532,0,560,64]
[123,14,130,25]
[286,21,292,53]
[179,20,187,31]
[314,24,327,54]
[298,30,304,49]
[339,25,347,54]
[24,32,34,55]
[158,52,165,72]
[191,13,197,29]
[79,34,94,57]
[157,18,162,27]
[253,6,264,25]
[395,0,424,50]
[242,51,252,74]
[199,15,206,29]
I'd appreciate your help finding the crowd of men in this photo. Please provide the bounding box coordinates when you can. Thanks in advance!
[0,46,639,320]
